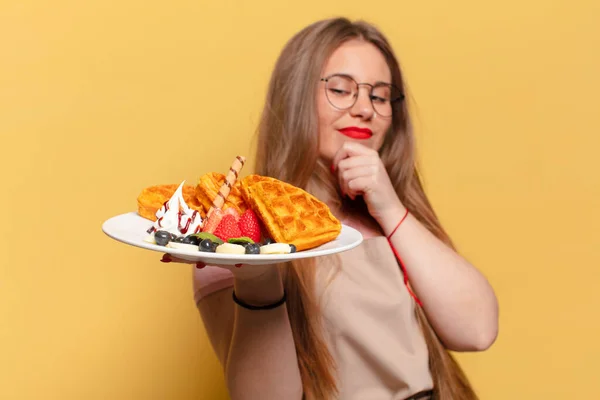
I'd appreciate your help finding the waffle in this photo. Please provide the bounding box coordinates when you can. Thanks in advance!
[137,184,205,221]
[240,174,341,251]
[195,172,248,215]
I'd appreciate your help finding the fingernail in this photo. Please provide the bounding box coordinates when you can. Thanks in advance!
[330,163,335,174]
[160,254,172,263]
[195,262,206,269]
[235,263,244,268]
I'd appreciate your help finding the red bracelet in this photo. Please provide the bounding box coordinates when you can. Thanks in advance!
[386,208,423,307]
[386,207,409,240]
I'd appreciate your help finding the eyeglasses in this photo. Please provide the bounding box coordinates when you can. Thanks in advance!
[320,74,404,117]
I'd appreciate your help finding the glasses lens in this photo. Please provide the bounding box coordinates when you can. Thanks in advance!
[324,76,403,117]
[325,75,357,110]
[371,84,401,117]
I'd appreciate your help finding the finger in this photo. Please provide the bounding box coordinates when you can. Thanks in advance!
[332,142,375,171]
[337,155,377,175]
[161,254,245,270]
[193,262,241,271]
[171,257,196,264]
[340,165,378,185]
[337,156,377,197]
[331,142,366,169]
[339,166,374,200]
[347,176,375,197]
[160,253,196,265]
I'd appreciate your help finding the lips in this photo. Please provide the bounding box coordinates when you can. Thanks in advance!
[338,127,373,140]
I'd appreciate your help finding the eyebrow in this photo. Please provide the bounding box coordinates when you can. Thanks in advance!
[325,72,393,86]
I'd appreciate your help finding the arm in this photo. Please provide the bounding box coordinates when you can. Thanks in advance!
[332,142,499,352]
[378,206,499,351]
[197,265,303,400]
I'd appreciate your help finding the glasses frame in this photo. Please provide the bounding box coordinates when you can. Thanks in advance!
[320,73,405,117]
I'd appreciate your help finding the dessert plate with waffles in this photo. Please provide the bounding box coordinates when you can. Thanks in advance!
[102,156,363,265]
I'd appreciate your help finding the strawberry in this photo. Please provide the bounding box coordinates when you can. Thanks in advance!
[238,209,261,243]
[224,207,240,222]
[213,214,242,241]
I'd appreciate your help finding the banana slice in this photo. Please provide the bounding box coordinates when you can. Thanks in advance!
[259,243,292,254]
[144,232,156,244]
[166,242,198,252]
[215,243,246,254]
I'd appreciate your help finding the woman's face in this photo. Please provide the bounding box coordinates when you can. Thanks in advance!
[317,39,394,161]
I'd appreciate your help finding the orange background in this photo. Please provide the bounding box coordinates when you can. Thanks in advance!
[1,0,599,398]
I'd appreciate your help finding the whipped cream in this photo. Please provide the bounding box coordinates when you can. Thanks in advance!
[146,181,203,237]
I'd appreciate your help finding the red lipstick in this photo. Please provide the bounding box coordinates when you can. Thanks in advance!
[338,127,373,140]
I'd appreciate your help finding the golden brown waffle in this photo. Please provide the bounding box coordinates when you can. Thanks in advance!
[137,184,205,221]
[195,172,248,216]
[240,174,341,251]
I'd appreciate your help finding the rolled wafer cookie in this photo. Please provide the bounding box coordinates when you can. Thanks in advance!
[206,155,246,219]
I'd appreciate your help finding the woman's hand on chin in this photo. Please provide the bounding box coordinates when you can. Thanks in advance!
[331,141,405,223]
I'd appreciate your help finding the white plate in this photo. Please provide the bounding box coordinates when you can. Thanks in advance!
[102,212,363,265]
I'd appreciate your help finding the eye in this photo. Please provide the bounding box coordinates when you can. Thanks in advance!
[329,88,350,96]
[370,95,388,104]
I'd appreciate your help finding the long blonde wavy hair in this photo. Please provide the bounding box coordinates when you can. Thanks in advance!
[254,17,479,400]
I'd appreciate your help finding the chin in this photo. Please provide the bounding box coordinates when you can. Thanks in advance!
[318,145,339,161]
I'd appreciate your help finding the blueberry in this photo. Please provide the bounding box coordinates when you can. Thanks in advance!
[290,244,297,253]
[183,235,200,245]
[174,236,186,243]
[262,238,275,245]
[154,230,171,246]
[170,233,178,241]
[199,239,214,252]
[245,243,260,255]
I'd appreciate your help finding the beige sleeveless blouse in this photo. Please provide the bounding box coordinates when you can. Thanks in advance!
[193,236,433,398]
[315,236,433,399]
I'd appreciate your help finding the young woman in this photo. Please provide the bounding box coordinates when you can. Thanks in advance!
[164,17,499,400]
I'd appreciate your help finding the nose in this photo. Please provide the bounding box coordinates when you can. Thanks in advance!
[349,85,375,120]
